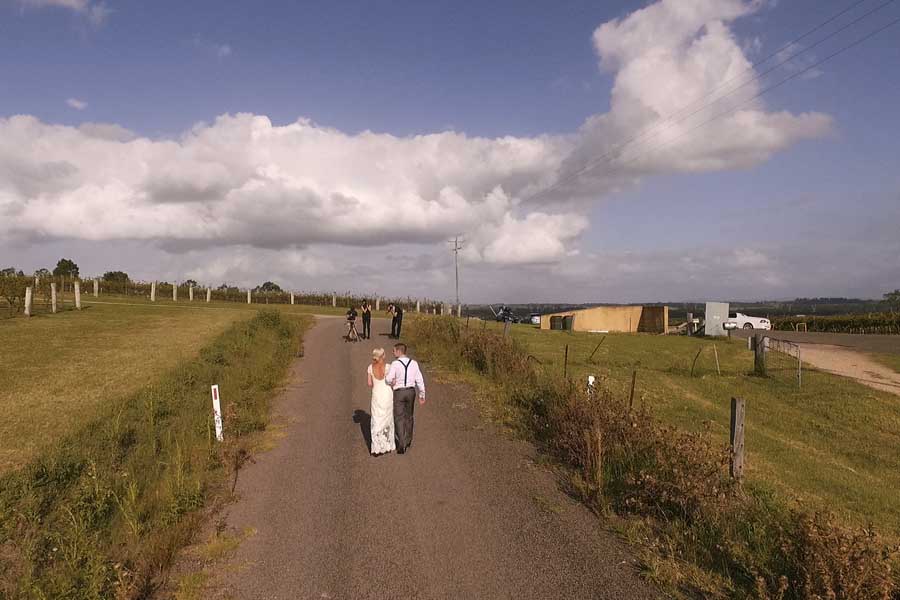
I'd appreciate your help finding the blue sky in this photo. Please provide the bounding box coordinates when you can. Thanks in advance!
[1,0,899,302]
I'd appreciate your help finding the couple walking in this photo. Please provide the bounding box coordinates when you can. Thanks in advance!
[366,343,425,455]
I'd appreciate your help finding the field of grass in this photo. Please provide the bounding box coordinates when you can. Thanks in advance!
[411,317,899,597]
[871,352,900,375]
[0,295,350,471]
[0,301,257,471]
[0,309,310,598]
[469,320,900,535]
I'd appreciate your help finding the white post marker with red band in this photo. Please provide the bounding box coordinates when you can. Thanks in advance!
[211,384,224,441]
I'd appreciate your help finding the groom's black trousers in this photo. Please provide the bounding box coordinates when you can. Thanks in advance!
[362,313,371,338]
[393,387,416,450]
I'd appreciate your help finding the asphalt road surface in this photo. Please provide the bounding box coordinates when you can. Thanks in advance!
[208,316,657,600]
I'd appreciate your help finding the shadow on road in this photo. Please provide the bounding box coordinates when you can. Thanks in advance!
[352,409,372,453]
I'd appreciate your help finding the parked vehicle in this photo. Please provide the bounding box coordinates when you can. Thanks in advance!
[530,313,541,325]
[493,305,519,323]
[727,312,771,330]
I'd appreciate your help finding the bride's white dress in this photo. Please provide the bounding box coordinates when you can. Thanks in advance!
[368,363,396,454]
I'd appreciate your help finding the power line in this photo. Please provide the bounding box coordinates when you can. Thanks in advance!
[524,0,896,202]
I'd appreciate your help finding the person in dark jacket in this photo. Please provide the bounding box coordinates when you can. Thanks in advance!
[361,300,372,339]
[388,304,404,338]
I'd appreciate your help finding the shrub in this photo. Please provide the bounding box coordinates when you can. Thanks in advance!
[406,316,900,599]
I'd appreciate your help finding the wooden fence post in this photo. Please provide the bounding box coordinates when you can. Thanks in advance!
[713,344,721,376]
[753,334,767,376]
[51,282,57,314]
[629,369,637,409]
[151,281,156,302]
[74,282,82,310]
[588,336,606,362]
[207,287,212,303]
[690,347,703,377]
[24,286,32,317]
[730,397,746,480]
[93,278,99,297]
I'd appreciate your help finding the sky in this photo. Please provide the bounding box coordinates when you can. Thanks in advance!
[1,0,899,303]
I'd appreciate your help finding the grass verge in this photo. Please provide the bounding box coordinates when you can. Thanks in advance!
[471,320,900,534]
[0,301,252,471]
[0,310,309,599]
[407,317,899,599]
[871,353,900,375]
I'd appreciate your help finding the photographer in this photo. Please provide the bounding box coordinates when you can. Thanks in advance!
[345,305,360,342]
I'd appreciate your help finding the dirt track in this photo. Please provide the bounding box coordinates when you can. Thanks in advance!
[732,330,900,396]
[204,317,657,599]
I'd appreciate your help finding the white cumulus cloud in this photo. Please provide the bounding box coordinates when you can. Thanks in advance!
[1,0,832,271]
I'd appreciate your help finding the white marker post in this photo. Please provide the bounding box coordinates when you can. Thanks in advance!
[206,287,211,303]
[93,278,99,297]
[290,292,295,305]
[74,282,82,310]
[24,286,32,317]
[332,294,337,308]
[211,384,224,442]
[173,284,178,302]
[416,300,420,313]
[151,281,156,302]
[189,285,194,302]
[51,282,57,314]
[247,289,251,304]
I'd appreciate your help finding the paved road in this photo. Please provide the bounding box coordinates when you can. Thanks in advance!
[209,317,657,599]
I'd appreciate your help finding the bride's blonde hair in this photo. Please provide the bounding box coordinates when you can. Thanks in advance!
[371,348,386,378]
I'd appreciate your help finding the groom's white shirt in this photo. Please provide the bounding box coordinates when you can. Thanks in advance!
[386,356,425,395]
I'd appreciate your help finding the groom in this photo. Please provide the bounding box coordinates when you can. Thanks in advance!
[385,342,426,454]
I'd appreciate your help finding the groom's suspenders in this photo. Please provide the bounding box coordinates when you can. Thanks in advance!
[398,358,410,387]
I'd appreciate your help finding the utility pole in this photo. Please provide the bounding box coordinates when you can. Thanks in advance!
[449,237,463,306]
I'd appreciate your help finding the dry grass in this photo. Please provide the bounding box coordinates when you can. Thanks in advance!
[0,310,309,598]
[468,320,900,536]
[0,302,249,471]
[408,317,900,599]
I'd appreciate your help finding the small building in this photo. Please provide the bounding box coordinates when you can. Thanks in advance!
[539,305,669,334]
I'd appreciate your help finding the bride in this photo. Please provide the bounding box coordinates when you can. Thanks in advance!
[367,348,396,455]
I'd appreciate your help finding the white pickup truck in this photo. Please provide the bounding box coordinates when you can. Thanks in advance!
[727,312,771,330]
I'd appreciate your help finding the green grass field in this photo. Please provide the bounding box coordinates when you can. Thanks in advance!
[0,296,343,471]
[1,308,310,597]
[871,352,900,375]
[477,320,900,535]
